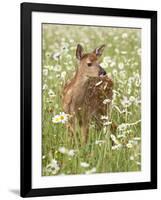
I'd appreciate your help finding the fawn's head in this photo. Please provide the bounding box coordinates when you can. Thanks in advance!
[76,44,106,78]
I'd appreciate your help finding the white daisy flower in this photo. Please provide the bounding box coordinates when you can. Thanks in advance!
[130,156,134,160]
[110,134,120,145]
[101,115,108,120]
[52,115,61,124]
[58,147,68,154]
[48,89,56,98]
[59,112,68,123]
[95,140,106,145]
[43,84,48,90]
[85,167,96,174]
[103,56,112,64]
[44,65,54,71]
[117,123,128,131]
[80,162,90,168]
[103,121,112,126]
[43,69,48,76]
[67,149,75,157]
[129,96,135,102]
[126,143,133,148]
[53,52,61,60]
[133,137,141,141]
[137,48,141,56]
[112,144,122,150]
[122,32,128,39]
[112,69,118,76]
[110,61,116,67]
[119,71,126,79]
[54,64,62,72]
[114,48,120,54]
[118,62,124,70]
[46,159,60,175]
[121,51,127,55]
[52,112,68,124]
[136,161,141,166]
[121,96,131,107]
[103,99,111,104]
[61,71,67,80]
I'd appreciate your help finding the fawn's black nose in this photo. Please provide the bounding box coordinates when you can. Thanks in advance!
[99,67,106,76]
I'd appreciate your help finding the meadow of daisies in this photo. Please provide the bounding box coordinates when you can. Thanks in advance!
[42,24,141,176]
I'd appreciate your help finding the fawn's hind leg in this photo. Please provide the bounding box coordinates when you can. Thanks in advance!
[80,117,89,144]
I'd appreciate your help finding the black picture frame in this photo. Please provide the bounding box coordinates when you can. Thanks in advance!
[20,2,157,197]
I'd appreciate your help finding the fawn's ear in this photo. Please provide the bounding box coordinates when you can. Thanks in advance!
[76,44,84,60]
[93,44,105,57]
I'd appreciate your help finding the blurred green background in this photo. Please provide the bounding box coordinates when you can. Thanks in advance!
[42,24,141,176]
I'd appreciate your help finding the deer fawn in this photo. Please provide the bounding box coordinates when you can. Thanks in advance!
[62,44,113,143]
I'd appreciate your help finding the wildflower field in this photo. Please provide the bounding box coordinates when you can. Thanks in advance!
[42,24,141,176]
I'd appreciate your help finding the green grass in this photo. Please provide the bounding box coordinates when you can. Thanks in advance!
[42,24,141,176]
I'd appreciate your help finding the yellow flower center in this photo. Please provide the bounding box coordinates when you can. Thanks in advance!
[60,116,65,120]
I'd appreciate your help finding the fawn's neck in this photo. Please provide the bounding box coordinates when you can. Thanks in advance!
[74,70,88,87]
[71,69,89,104]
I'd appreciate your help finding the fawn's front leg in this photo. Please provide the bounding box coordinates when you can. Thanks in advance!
[67,112,76,136]
[81,125,89,144]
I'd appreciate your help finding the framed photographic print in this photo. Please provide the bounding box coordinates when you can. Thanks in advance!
[20,2,157,197]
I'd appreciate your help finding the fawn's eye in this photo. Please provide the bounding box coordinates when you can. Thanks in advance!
[87,63,92,67]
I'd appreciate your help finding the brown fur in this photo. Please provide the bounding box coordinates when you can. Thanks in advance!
[62,44,113,143]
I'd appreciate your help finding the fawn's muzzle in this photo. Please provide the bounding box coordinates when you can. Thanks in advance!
[99,67,106,77]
